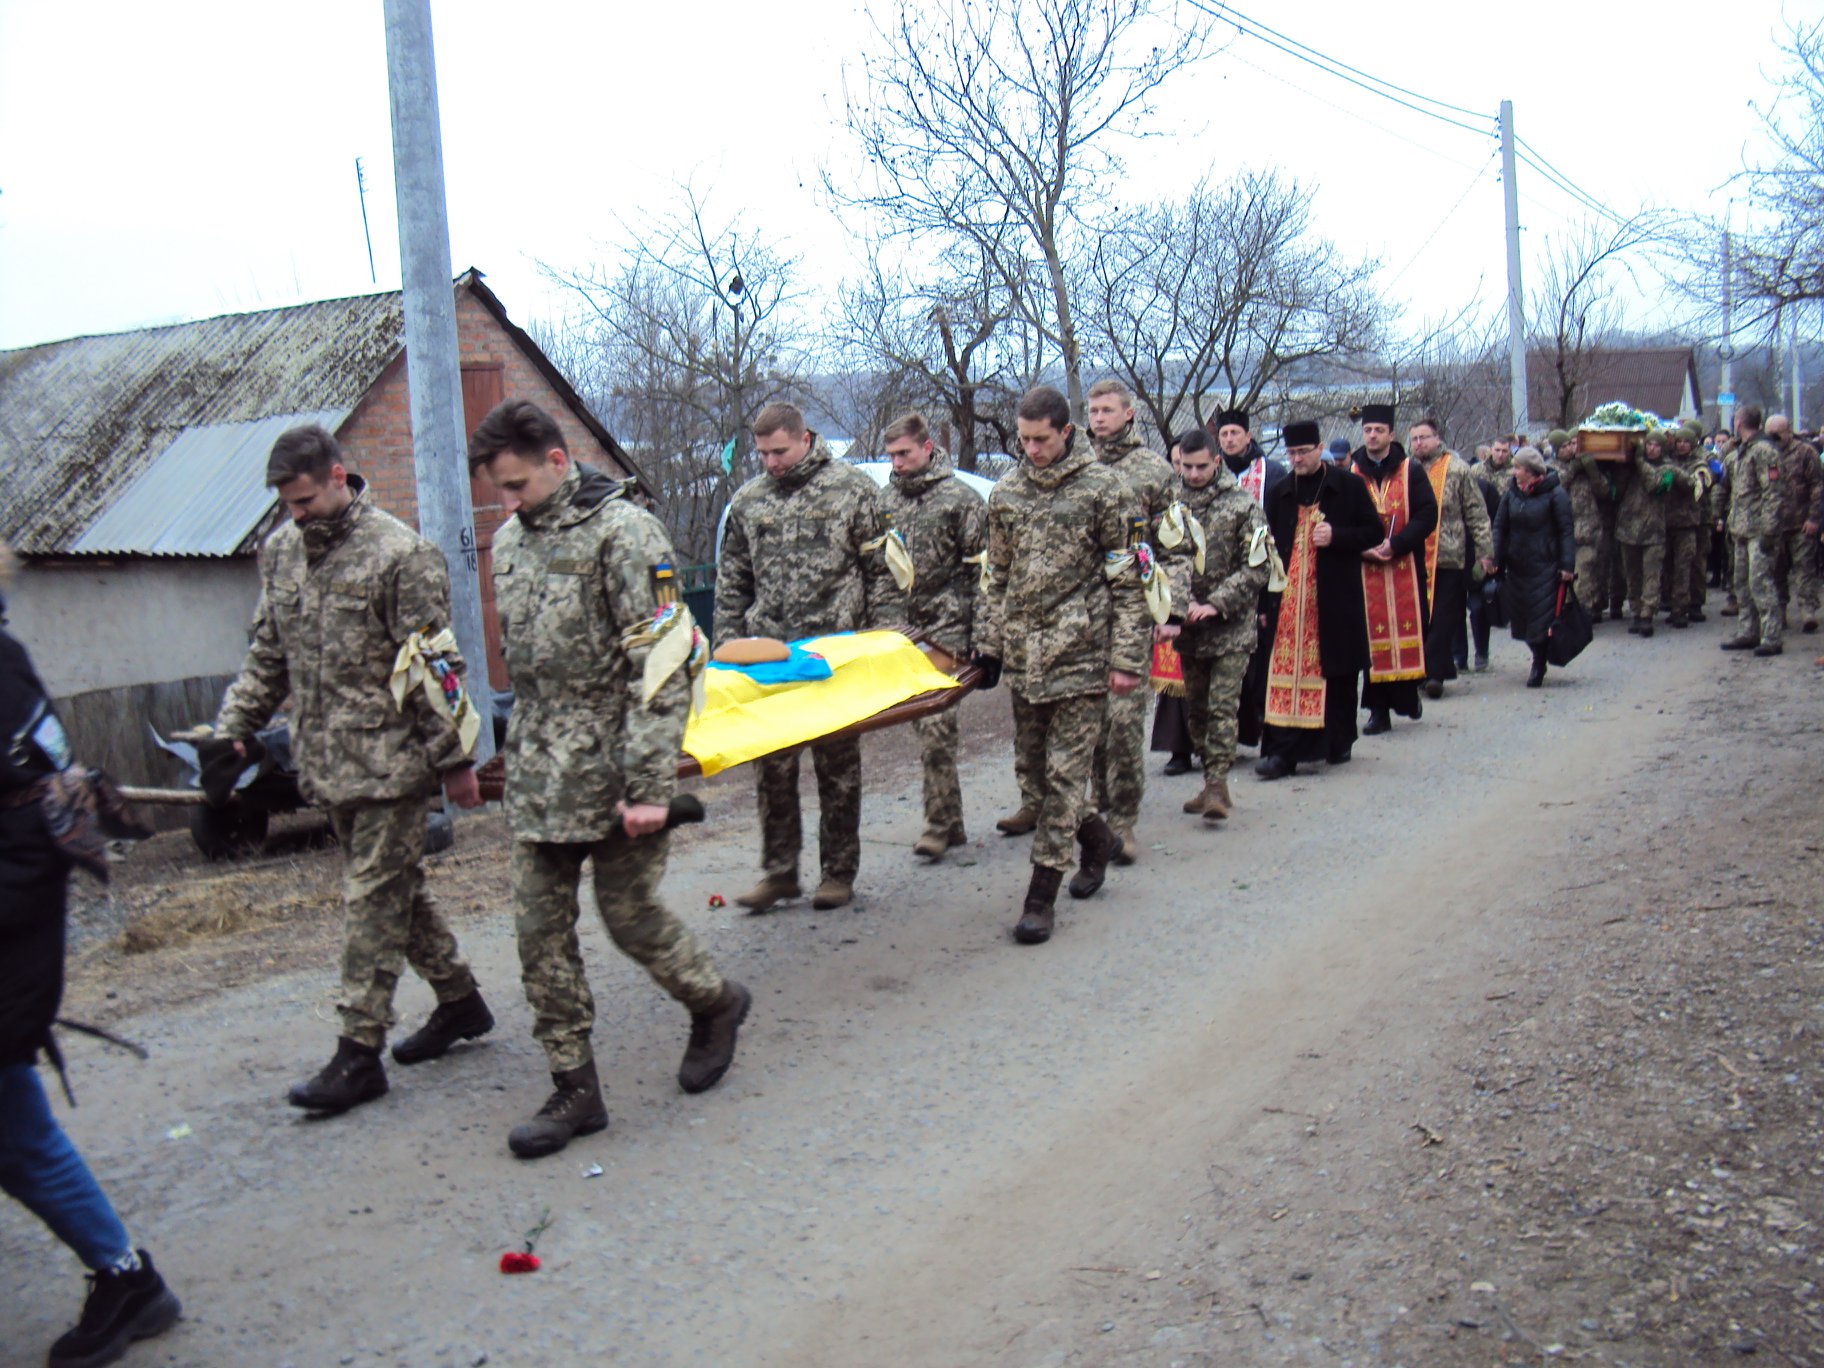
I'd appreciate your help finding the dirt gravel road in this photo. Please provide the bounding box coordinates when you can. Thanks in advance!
[4,614,1819,1367]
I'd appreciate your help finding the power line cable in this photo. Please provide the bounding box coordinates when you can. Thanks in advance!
[1187,0,1495,139]
[1203,1,1488,122]
[1222,47,1494,178]
[1385,149,1500,290]
[1514,135,1626,225]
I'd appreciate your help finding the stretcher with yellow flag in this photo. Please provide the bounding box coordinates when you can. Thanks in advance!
[476,627,980,798]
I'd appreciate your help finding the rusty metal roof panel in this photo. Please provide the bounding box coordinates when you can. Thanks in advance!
[0,291,405,554]
[71,409,347,556]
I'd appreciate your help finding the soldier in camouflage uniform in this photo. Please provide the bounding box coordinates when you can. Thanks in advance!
[471,400,750,1160]
[1664,426,1710,627]
[975,388,1150,946]
[1410,420,1493,696]
[716,402,903,912]
[876,413,986,861]
[1160,429,1268,823]
[1721,406,1786,655]
[1615,433,1674,636]
[1765,415,1822,632]
[215,425,492,1116]
[1553,433,1607,617]
[1082,379,1174,865]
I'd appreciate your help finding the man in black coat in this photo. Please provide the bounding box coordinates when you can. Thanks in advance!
[1345,403,1439,735]
[1209,408,1287,751]
[1256,421,1386,779]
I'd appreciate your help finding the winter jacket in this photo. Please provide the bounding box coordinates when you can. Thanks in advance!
[1493,472,1575,644]
[0,628,72,1068]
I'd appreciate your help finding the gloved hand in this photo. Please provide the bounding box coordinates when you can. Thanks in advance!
[195,735,266,808]
[970,652,1003,691]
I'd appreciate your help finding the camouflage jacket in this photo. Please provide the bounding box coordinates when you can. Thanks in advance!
[1727,433,1781,540]
[1616,448,1674,544]
[492,462,688,842]
[715,436,903,643]
[1772,436,1822,532]
[1165,465,1268,660]
[1556,453,1606,531]
[1420,450,1494,570]
[217,477,470,808]
[1664,447,1709,530]
[977,429,1151,701]
[1092,420,1177,530]
[877,453,986,660]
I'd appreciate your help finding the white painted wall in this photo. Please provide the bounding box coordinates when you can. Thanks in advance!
[7,559,260,695]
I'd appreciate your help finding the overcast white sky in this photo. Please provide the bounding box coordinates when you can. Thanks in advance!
[0,0,1799,353]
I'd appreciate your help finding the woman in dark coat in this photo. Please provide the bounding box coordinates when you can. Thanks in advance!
[0,555,181,1367]
[1491,447,1576,687]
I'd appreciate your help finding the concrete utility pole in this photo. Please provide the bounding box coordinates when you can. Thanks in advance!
[1792,305,1804,424]
[1499,101,1529,436]
[383,0,493,766]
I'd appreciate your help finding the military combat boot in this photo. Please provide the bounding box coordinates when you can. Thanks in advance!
[995,806,1038,836]
[912,827,966,860]
[811,878,853,909]
[288,1037,388,1113]
[508,1062,609,1159]
[1183,780,1218,815]
[679,981,752,1094]
[1110,826,1138,866]
[391,989,495,1065]
[1013,865,1063,944]
[735,873,802,912]
[1201,773,1233,823]
[1067,815,1120,899]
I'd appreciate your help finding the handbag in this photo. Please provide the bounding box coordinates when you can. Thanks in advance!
[1481,572,1509,630]
[1545,582,1593,666]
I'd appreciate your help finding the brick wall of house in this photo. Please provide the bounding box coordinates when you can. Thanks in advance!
[334,284,624,688]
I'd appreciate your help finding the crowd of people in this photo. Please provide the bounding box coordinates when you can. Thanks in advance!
[4,384,1818,1367]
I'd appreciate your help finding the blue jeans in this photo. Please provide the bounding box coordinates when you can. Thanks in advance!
[0,1061,132,1268]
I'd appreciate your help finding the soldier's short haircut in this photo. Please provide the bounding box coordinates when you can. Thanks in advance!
[1086,378,1132,404]
[1016,386,1071,432]
[1739,404,1764,429]
[1410,416,1441,436]
[467,398,565,473]
[881,412,930,445]
[1174,427,1213,456]
[752,402,806,439]
[266,424,344,486]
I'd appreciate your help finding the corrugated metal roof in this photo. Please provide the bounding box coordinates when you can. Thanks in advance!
[0,291,405,554]
[71,409,346,555]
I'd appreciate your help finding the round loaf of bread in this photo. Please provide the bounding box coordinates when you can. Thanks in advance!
[712,636,791,664]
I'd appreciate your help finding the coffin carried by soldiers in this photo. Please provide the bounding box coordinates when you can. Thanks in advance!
[476,627,980,798]
[1578,400,1663,463]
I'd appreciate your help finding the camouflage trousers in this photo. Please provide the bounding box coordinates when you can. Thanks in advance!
[1664,526,1702,614]
[1011,690,1103,872]
[1181,651,1252,780]
[328,797,476,1050]
[512,833,724,1074]
[756,735,861,884]
[1600,505,1626,612]
[1091,685,1148,832]
[1777,530,1820,623]
[1745,536,1786,645]
[1572,513,1604,611]
[1619,540,1665,620]
[911,705,964,839]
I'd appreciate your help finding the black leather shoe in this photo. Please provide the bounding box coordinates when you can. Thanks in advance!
[49,1251,181,1368]
[1423,678,1443,699]
[1327,746,1352,766]
[289,1037,387,1113]
[1162,754,1194,776]
[1362,710,1392,735]
[1255,754,1295,780]
[1753,641,1784,656]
